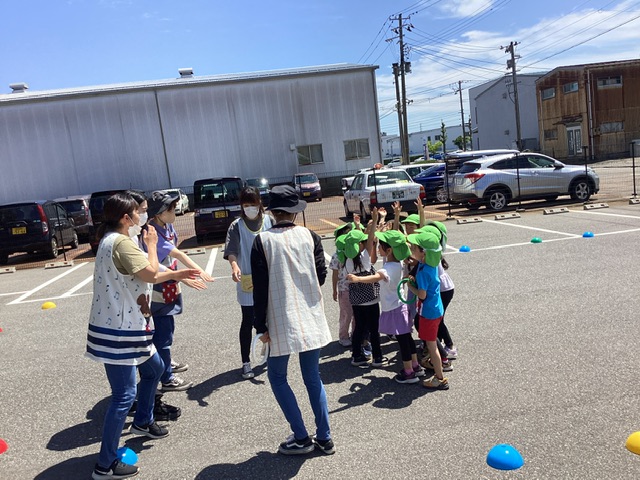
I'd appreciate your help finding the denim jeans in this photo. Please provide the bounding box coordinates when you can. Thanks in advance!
[98,352,164,469]
[267,349,331,441]
[152,315,175,383]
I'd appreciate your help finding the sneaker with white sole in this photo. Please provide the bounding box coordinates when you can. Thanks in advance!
[422,375,449,390]
[444,346,458,360]
[92,459,139,479]
[351,355,371,367]
[170,360,189,373]
[278,434,314,455]
[394,369,419,384]
[312,435,336,455]
[160,376,193,392]
[413,365,426,377]
[371,356,389,368]
[129,421,169,439]
[241,362,255,379]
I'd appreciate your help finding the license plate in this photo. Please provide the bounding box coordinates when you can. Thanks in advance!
[12,227,26,235]
[303,192,311,197]
[392,191,405,199]
[214,210,228,219]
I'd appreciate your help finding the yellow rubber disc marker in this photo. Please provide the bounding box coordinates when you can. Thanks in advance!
[41,301,57,310]
[626,431,640,455]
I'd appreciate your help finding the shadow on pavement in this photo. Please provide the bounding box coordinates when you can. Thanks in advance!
[186,369,249,407]
[46,397,110,451]
[195,451,307,480]
[34,453,97,479]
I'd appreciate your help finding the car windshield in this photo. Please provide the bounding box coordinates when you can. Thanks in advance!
[417,164,443,177]
[194,179,242,205]
[247,178,269,188]
[295,174,318,184]
[0,205,40,223]
[457,163,481,174]
[59,201,84,213]
[366,171,411,187]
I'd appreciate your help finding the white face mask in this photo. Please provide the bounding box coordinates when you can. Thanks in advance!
[128,224,142,238]
[243,206,260,220]
[138,212,148,226]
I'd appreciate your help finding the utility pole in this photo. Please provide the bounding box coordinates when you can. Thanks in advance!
[392,63,404,164]
[455,80,467,151]
[389,13,412,165]
[502,41,522,151]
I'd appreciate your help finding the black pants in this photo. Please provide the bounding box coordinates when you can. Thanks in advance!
[438,289,455,348]
[396,332,417,362]
[351,303,381,360]
[240,305,255,363]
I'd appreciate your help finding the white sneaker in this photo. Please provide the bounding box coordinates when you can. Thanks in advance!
[338,338,352,347]
[241,362,255,379]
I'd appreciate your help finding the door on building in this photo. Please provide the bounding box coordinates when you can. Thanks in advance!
[566,126,582,157]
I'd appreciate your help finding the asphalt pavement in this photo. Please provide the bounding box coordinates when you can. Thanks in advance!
[1,201,640,479]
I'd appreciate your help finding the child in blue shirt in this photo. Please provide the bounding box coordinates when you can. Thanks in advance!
[406,231,449,390]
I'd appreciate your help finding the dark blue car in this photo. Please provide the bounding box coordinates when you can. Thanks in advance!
[413,163,449,203]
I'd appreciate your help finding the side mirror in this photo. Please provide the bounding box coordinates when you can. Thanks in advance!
[554,161,564,169]
[69,218,75,227]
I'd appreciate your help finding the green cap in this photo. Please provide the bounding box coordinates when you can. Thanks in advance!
[428,220,448,247]
[344,229,368,259]
[415,225,442,241]
[401,214,420,225]
[374,230,410,261]
[335,234,348,264]
[407,231,442,267]
[333,223,352,239]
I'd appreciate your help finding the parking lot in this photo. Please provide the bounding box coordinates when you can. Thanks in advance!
[1,200,640,479]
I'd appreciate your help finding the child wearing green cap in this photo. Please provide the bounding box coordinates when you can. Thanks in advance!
[406,231,449,390]
[329,224,354,347]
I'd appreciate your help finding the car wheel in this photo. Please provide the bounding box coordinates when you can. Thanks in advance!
[343,201,351,218]
[71,232,79,249]
[0,253,8,265]
[359,203,369,223]
[485,189,509,211]
[436,187,448,203]
[570,179,591,201]
[48,237,59,259]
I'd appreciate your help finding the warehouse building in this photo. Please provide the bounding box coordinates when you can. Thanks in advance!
[0,64,381,203]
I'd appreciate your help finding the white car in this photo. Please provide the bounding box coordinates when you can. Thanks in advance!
[166,188,189,215]
[341,168,370,191]
[343,168,425,221]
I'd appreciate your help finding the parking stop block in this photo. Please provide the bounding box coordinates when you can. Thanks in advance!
[0,267,16,274]
[629,198,640,205]
[543,208,569,215]
[583,203,609,210]
[456,217,482,224]
[495,213,521,220]
[44,261,74,269]
[183,248,206,256]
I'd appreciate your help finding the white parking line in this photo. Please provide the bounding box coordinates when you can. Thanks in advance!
[7,262,88,305]
[482,219,581,237]
[0,291,28,297]
[568,209,640,219]
[205,247,218,277]
[60,274,94,298]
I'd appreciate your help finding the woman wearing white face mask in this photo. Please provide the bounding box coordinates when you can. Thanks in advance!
[224,186,273,379]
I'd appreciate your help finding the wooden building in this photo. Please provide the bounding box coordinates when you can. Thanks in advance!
[536,59,640,161]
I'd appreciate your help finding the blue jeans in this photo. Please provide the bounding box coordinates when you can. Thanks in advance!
[152,315,175,383]
[98,353,164,469]
[267,349,331,441]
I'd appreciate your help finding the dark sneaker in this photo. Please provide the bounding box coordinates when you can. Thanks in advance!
[278,435,314,455]
[160,376,193,392]
[413,365,426,377]
[394,369,419,384]
[154,396,181,421]
[371,356,389,368]
[312,435,336,455]
[170,360,189,373]
[351,355,371,367]
[129,421,169,439]
[92,459,139,479]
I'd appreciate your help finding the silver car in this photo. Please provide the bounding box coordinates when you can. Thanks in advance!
[450,153,600,211]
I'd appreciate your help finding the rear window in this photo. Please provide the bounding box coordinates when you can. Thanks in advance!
[59,200,84,213]
[457,163,481,174]
[194,179,243,206]
[295,174,318,184]
[366,171,411,187]
[0,204,41,223]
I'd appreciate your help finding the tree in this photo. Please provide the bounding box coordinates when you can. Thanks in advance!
[453,135,471,150]
[440,121,447,154]
[427,140,443,155]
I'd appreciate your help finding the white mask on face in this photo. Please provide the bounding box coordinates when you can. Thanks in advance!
[128,216,142,238]
[243,206,260,220]
[138,212,148,226]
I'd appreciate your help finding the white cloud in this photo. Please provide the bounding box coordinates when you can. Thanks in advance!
[439,0,498,18]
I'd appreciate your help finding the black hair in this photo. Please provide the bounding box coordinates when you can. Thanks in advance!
[96,193,138,241]
[126,190,146,205]
[240,186,265,219]
[441,256,449,270]
[335,223,352,237]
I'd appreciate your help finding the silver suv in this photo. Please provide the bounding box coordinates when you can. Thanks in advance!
[450,153,600,211]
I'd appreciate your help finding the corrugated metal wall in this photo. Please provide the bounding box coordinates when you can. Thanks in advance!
[0,67,380,203]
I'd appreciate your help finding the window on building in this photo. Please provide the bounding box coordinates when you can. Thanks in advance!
[297,144,324,166]
[563,82,579,94]
[600,122,624,133]
[427,136,431,142]
[597,76,622,88]
[344,138,371,161]
[544,129,558,140]
[435,135,441,141]
[541,87,555,100]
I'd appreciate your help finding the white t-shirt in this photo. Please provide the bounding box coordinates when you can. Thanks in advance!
[438,262,455,292]
[377,261,403,312]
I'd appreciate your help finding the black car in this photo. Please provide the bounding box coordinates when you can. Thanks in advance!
[54,195,93,242]
[88,190,128,254]
[246,177,271,206]
[0,200,78,264]
[413,163,448,203]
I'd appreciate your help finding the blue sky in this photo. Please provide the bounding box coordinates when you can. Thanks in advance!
[2,0,639,135]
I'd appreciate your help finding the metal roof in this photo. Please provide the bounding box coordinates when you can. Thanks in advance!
[0,63,378,104]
